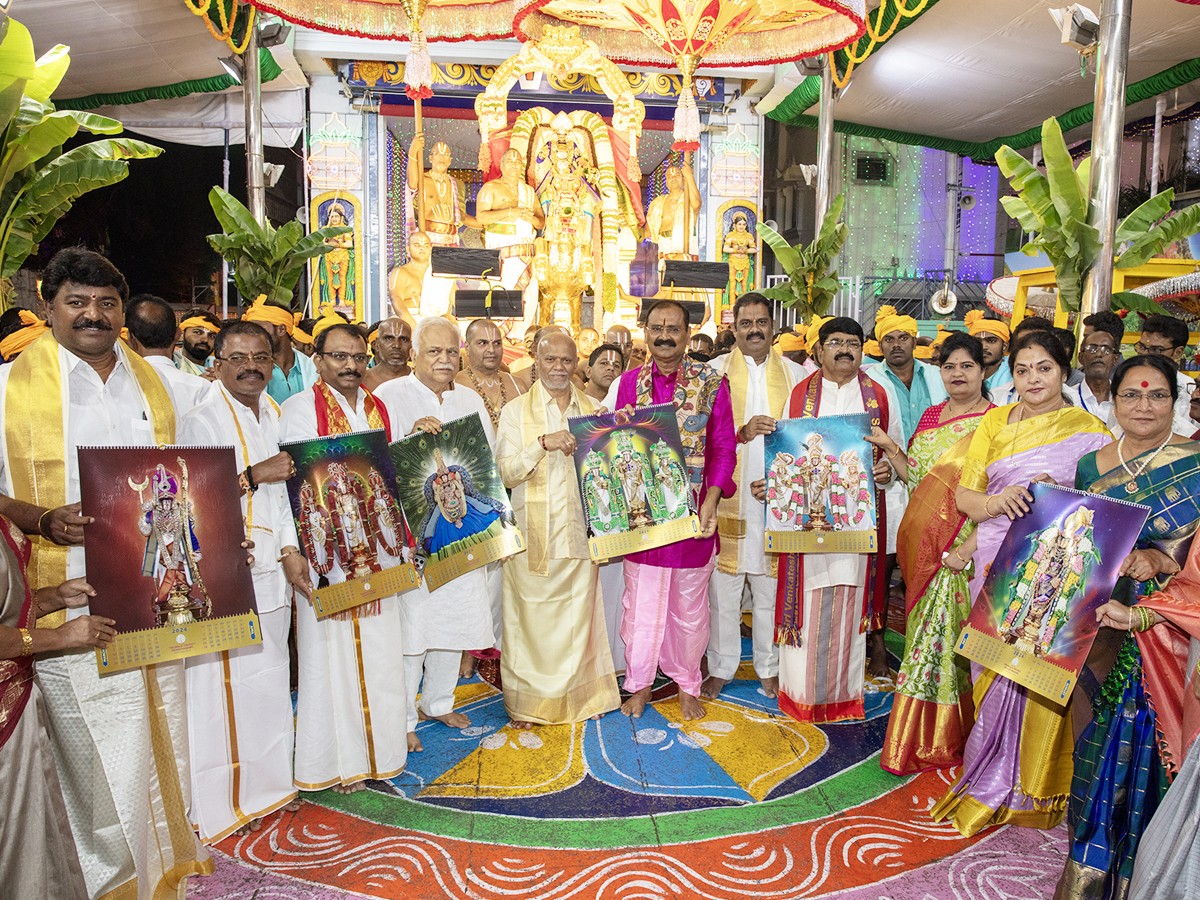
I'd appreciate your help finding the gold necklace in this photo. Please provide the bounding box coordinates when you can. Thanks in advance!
[467,367,507,427]
[942,396,984,421]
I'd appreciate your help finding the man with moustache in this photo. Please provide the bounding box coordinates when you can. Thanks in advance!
[585,343,625,403]
[363,317,412,390]
[496,331,620,726]
[174,307,221,376]
[864,305,942,677]
[125,293,213,415]
[603,299,736,721]
[456,318,524,431]
[280,322,409,794]
[376,318,497,750]
[702,293,807,700]
[1067,311,1124,425]
[244,297,318,404]
[0,248,210,896]
[771,317,902,724]
[179,321,310,840]
[965,310,1012,396]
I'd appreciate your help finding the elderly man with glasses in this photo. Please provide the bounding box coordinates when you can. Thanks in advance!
[1067,311,1125,425]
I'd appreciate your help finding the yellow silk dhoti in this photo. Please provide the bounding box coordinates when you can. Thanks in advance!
[501,556,619,724]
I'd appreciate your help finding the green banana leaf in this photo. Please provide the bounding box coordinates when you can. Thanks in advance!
[1041,118,1087,229]
[1115,190,1173,245]
[6,108,123,176]
[1117,202,1200,269]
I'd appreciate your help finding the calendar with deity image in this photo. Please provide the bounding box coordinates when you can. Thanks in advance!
[568,403,701,561]
[78,446,261,674]
[956,482,1149,704]
[763,413,877,554]
[389,414,524,591]
[281,430,420,619]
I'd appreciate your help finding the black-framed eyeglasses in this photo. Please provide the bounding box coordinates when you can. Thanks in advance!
[1134,340,1178,355]
[1080,344,1117,356]
[320,351,370,365]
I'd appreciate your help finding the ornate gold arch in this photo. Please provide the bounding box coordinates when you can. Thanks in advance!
[474,25,645,184]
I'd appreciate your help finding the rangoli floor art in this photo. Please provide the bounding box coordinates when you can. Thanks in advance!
[188,629,1069,899]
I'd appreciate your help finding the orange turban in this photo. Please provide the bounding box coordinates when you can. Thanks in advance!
[0,311,47,359]
[310,304,346,342]
[965,309,1009,342]
[777,332,805,353]
[242,295,295,333]
[931,323,952,347]
[873,304,918,340]
[863,339,882,358]
[178,315,220,333]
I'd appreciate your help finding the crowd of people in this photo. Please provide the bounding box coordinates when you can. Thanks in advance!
[4,247,1200,899]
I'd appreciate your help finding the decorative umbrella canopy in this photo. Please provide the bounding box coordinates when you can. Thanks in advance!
[514,0,865,150]
[252,0,514,41]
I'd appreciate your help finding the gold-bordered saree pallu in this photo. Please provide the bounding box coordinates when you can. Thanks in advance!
[882,404,990,775]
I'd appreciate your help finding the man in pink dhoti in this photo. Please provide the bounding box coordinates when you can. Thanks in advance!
[604,299,736,720]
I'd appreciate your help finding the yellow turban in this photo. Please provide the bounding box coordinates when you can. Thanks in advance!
[292,325,314,345]
[367,323,381,343]
[0,312,47,359]
[965,309,1010,342]
[242,295,295,333]
[777,332,805,353]
[178,315,220,333]
[873,304,918,340]
[913,343,934,360]
[310,304,346,343]
[863,339,882,358]
[805,315,831,349]
[931,323,952,347]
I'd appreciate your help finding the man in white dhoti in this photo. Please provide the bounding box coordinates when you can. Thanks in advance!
[280,322,409,793]
[376,317,497,751]
[0,248,211,897]
[179,321,311,840]
[495,331,620,726]
[702,293,806,700]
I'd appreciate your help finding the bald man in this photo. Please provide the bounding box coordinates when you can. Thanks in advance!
[364,318,412,390]
[455,318,524,432]
[605,324,632,366]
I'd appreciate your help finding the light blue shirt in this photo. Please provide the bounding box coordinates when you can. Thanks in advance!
[985,364,1013,398]
[866,360,947,445]
[266,350,317,404]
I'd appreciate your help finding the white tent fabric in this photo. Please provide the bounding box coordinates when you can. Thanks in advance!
[91,90,305,148]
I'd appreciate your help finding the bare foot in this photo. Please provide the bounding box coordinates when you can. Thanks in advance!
[678,690,706,720]
[407,731,424,752]
[621,686,652,718]
[331,780,365,794]
[431,710,471,729]
[700,675,730,699]
[759,676,779,699]
[867,631,890,678]
[589,713,603,721]
[234,817,262,835]
[509,719,535,730]
[459,651,477,679]
[284,799,302,812]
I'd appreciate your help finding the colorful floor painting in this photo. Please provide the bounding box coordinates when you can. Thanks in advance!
[188,629,1069,899]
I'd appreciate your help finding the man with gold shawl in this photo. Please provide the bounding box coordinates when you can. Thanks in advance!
[280,320,409,794]
[0,249,210,897]
[244,296,318,404]
[496,331,619,725]
[701,293,806,700]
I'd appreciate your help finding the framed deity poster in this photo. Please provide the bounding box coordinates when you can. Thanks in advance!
[389,414,524,591]
[281,430,420,619]
[568,403,701,561]
[763,413,877,554]
[78,446,261,674]
[956,483,1150,704]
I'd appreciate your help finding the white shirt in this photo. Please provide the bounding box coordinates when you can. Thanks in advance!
[709,351,807,574]
[1065,378,1114,428]
[146,353,212,417]
[374,375,496,448]
[179,383,297,612]
[0,343,164,595]
[280,383,382,443]
[804,375,905,591]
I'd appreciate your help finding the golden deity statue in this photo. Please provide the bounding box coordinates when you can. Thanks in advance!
[533,114,601,334]
[722,211,756,303]
[407,134,474,246]
[476,148,543,325]
[387,231,453,321]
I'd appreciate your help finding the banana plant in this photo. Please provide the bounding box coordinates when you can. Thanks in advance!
[756,193,848,320]
[0,18,163,308]
[207,186,351,310]
[997,117,1200,312]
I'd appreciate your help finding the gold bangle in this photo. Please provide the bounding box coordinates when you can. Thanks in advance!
[277,548,300,562]
[984,496,997,519]
[887,446,902,461]
[36,509,52,539]
[18,627,32,657]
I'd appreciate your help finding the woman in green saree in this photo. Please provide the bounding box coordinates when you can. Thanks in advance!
[870,331,993,774]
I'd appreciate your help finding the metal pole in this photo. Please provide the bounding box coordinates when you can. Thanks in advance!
[222,124,231,317]
[1080,0,1132,317]
[814,53,835,231]
[243,24,266,226]
[944,153,962,289]
[1151,94,1166,197]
